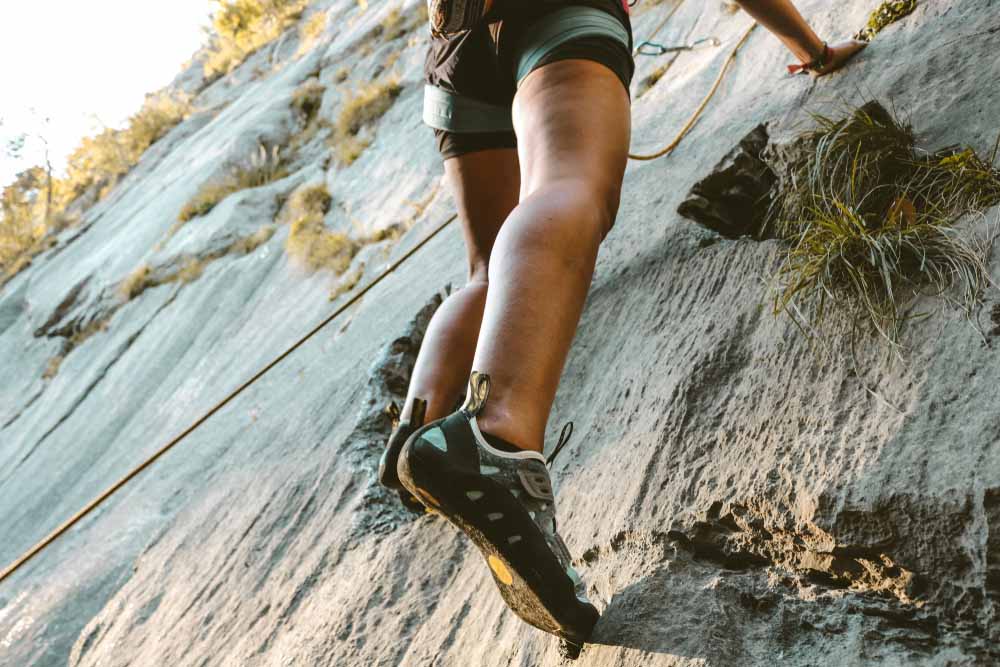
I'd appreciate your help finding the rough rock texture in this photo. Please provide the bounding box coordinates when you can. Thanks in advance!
[2,1,999,666]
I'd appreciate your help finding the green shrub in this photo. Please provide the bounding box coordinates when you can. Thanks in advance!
[856,0,918,41]
[769,101,999,347]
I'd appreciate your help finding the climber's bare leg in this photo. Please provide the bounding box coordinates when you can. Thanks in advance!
[402,148,520,424]
[472,59,630,452]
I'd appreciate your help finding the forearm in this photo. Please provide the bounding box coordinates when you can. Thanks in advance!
[734,0,825,62]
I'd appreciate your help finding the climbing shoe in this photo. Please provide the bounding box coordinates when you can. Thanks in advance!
[379,398,427,514]
[397,372,599,647]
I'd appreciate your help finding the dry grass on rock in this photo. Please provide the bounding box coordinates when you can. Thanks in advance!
[329,77,402,166]
[177,144,288,225]
[283,183,359,273]
[296,9,328,55]
[119,227,276,302]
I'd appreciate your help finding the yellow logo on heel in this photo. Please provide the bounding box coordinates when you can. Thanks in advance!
[488,555,513,585]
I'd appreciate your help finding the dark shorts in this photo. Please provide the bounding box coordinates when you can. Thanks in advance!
[423,0,635,160]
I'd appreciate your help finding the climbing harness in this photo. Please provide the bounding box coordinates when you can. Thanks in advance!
[0,213,458,586]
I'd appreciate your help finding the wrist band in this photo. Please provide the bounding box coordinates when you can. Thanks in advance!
[787,42,831,75]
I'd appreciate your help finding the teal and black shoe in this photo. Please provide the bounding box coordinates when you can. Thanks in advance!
[397,372,598,647]
[378,398,427,514]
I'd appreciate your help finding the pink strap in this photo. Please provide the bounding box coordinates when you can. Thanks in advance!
[788,43,832,75]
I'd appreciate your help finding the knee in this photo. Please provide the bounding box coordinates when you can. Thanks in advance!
[467,259,490,285]
[534,178,622,244]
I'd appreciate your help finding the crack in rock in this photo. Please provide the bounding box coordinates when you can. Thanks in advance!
[677,124,777,239]
[1,289,180,484]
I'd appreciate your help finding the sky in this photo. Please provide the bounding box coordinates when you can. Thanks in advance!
[0,0,212,188]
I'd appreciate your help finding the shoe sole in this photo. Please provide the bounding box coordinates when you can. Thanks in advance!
[398,423,599,646]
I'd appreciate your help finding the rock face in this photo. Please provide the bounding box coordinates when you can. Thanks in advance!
[677,124,776,239]
[1,1,999,666]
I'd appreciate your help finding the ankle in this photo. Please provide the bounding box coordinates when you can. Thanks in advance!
[474,413,543,453]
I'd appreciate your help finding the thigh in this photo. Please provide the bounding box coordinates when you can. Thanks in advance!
[512,59,631,207]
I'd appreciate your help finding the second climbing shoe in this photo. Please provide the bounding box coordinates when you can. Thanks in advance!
[378,398,427,514]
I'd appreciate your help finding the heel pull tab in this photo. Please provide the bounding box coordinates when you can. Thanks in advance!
[411,397,428,428]
[462,371,492,417]
[386,401,402,427]
[546,422,574,467]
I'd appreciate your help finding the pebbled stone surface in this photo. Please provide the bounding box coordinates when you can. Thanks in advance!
[1,1,999,666]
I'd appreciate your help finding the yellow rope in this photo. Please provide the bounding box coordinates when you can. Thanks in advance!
[629,23,758,161]
[0,213,458,586]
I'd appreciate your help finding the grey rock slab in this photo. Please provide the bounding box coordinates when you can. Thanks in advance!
[2,1,999,666]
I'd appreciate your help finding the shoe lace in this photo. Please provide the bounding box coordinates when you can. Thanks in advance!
[545,421,574,467]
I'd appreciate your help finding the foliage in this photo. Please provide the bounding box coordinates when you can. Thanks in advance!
[291,78,325,119]
[204,0,308,77]
[1,93,190,282]
[282,183,359,273]
[0,167,48,275]
[296,9,328,54]
[769,101,999,347]
[856,0,918,42]
[329,77,402,165]
[118,227,277,303]
[62,92,191,203]
[177,144,288,224]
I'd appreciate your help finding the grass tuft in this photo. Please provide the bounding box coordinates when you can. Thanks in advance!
[769,101,999,347]
[329,77,402,165]
[296,9,328,54]
[291,78,325,121]
[282,183,359,272]
[329,266,364,301]
[177,144,288,224]
[120,226,276,302]
[42,355,64,380]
